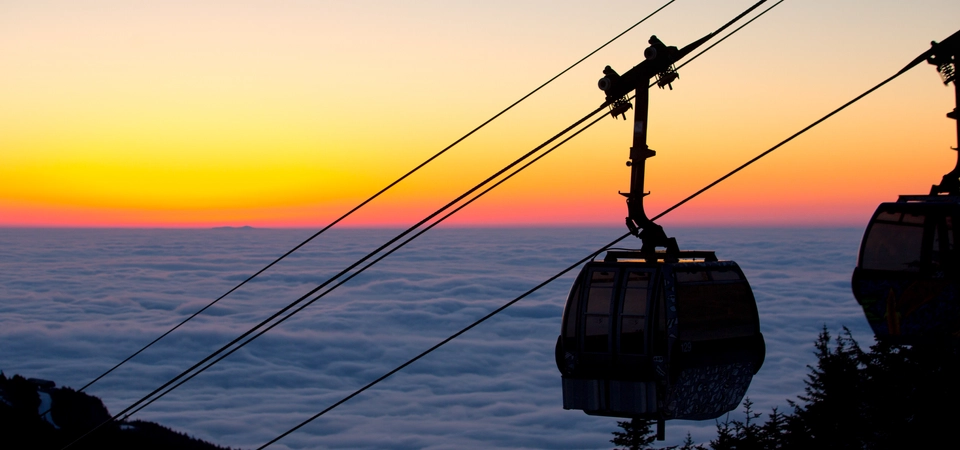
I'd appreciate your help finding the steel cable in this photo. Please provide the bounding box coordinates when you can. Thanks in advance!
[61,102,608,449]
[260,21,949,450]
[120,0,787,444]
[67,1,796,447]
[67,0,678,398]
[123,94,615,420]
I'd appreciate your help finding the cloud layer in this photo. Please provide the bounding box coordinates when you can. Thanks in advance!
[0,227,872,448]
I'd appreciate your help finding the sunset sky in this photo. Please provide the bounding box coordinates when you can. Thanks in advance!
[2,0,959,227]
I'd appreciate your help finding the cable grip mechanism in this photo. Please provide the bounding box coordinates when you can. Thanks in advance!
[655,65,680,90]
[608,97,633,120]
[928,45,956,85]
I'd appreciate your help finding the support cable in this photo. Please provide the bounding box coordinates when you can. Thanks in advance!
[124,99,614,420]
[654,44,932,221]
[258,29,935,450]
[67,2,786,446]
[68,0,677,397]
[62,102,608,450]
[122,0,787,441]
[671,0,783,73]
[257,231,632,449]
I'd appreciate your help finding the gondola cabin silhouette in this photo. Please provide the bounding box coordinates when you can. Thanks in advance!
[556,19,770,437]
[853,197,960,339]
[556,250,764,421]
[852,32,960,342]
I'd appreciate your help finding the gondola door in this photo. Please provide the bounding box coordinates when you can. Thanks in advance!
[558,263,663,418]
[614,268,656,379]
[580,267,618,373]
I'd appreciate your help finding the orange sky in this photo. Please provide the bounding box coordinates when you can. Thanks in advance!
[2,0,959,228]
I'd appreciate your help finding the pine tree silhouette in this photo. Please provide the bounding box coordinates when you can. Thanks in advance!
[608,326,960,449]
[758,407,786,449]
[677,432,707,450]
[709,399,764,450]
[611,418,656,450]
[784,327,866,449]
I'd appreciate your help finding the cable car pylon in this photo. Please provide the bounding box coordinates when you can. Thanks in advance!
[555,2,768,441]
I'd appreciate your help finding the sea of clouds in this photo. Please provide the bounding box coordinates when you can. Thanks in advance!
[0,227,872,449]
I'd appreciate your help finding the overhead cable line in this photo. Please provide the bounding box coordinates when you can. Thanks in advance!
[120,107,610,418]
[119,0,783,441]
[257,231,632,449]
[672,0,783,73]
[123,95,616,421]
[62,102,610,450]
[69,0,679,399]
[261,24,958,450]
[654,32,953,221]
[65,2,777,447]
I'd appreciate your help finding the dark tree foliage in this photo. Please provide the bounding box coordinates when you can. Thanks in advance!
[784,327,868,449]
[612,418,708,450]
[677,433,707,450]
[610,326,960,449]
[710,399,766,450]
[784,327,960,449]
[49,386,112,433]
[757,407,786,450]
[612,418,657,450]
[0,374,234,450]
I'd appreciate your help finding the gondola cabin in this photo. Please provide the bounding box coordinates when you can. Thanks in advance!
[852,196,960,341]
[556,250,764,421]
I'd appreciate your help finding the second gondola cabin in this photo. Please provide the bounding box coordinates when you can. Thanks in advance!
[851,31,960,342]
[556,250,765,421]
[852,196,960,340]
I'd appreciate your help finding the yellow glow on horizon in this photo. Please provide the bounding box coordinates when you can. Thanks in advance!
[3,1,959,227]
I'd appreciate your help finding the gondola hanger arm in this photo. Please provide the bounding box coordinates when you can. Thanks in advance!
[597,0,768,252]
[924,30,960,195]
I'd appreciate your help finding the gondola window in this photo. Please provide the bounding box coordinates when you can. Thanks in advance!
[620,270,651,354]
[584,270,615,352]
